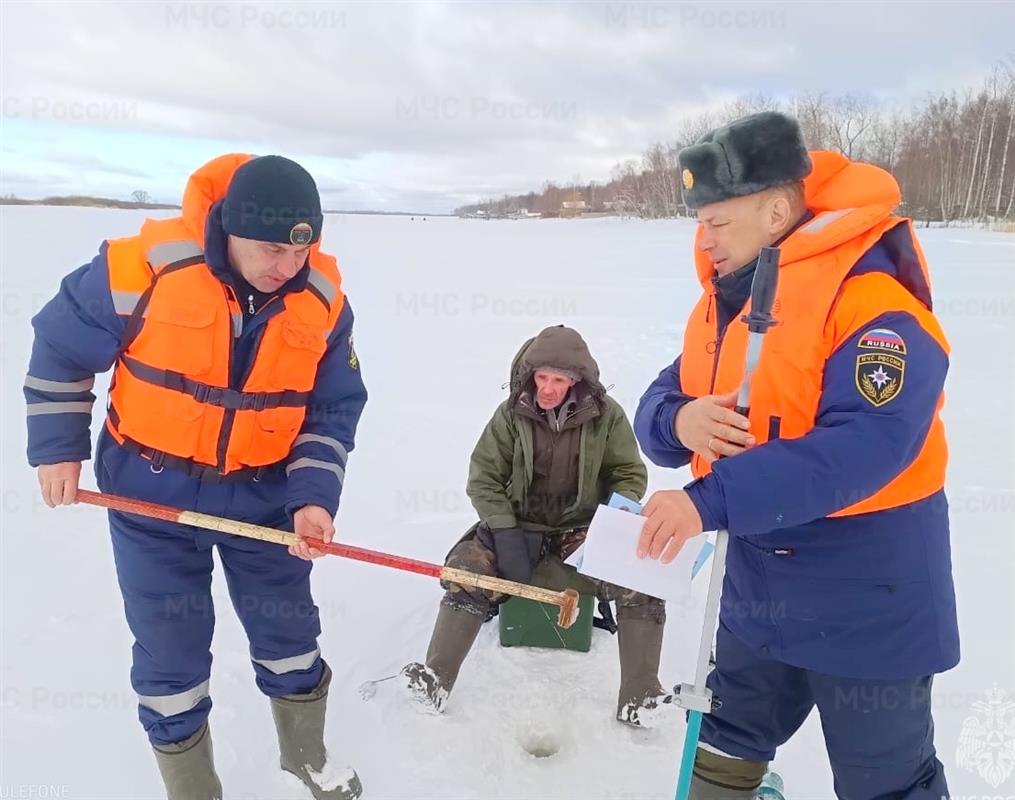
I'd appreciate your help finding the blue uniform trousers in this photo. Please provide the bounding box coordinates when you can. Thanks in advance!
[100,441,324,746]
[700,623,949,799]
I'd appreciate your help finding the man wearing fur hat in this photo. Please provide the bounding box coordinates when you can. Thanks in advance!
[401,325,671,726]
[634,112,957,798]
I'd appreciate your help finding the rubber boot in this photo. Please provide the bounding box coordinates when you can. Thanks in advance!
[689,748,767,799]
[401,602,484,712]
[616,617,672,726]
[152,723,223,800]
[689,776,760,800]
[269,662,363,800]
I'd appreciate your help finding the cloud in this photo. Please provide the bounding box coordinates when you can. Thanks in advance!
[2,1,1011,212]
[39,150,152,179]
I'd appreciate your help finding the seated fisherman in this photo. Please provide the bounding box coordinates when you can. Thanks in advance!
[401,324,671,726]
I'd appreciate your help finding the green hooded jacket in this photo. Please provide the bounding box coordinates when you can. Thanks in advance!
[466,326,647,533]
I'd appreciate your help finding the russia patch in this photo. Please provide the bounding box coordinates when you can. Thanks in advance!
[858,327,907,355]
[856,353,904,407]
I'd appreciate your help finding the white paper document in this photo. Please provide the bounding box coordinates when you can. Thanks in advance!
[576,504,711,602]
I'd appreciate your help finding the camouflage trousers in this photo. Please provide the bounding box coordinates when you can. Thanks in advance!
[441,526,665,624]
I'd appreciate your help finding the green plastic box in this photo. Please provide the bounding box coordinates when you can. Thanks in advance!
[499,593,595,651]
[498,554,598,652]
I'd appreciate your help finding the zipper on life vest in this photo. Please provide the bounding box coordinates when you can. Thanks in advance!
[215,285,239,473]
[215,294,282,472]
[236,308,274,391]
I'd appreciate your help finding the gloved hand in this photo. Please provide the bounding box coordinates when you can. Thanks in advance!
[491,527,536,584]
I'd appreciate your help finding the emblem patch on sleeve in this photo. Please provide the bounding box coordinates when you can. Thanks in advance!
[858,327,907,354]
[856,352,904,407]
[348,333,359,370]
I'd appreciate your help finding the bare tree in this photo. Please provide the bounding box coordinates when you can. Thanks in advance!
[827,95,879,160]
[642,143,679,218]
[796,92,832,149]
[868,110,905,171]
[718,94,778,125]
[962,91,989,218]
[994,62,1015,216]
[673,112,717,150]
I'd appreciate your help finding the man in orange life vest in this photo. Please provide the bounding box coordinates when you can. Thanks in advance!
[633,113,958,798]
[25,155,367,800]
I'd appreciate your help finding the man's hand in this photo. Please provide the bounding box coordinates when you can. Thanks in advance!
[491,527,536,584]
[37,461,82,508]
[675,388,754,463]
[290,505,335,561]
[637,490,703,564]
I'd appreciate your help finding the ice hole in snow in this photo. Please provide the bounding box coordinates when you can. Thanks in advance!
[517,724,561,758]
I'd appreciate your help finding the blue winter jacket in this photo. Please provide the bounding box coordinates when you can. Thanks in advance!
[25,204,367,526]
[634,242,960,680]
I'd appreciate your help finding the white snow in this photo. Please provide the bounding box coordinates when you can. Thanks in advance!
[1,208,1013,799]
[304,758,359,794]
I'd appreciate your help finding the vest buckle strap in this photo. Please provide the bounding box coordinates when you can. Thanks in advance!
[120,358,310,411]
[183,381,297,411]
[137,445,166,473]
[207,387,277,411]
[162,370,186,393]
[243,392,270,412]
[190,382,211,404]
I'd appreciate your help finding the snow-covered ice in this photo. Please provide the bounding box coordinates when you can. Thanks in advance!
[2,208,1012,799]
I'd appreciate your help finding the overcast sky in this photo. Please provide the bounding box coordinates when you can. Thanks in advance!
[2,1,1012,213]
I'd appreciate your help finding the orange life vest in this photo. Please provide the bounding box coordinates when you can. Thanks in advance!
[680,151,948,517]
[103,154,345,476]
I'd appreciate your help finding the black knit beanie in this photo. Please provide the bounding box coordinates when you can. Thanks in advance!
[221,155,323,245]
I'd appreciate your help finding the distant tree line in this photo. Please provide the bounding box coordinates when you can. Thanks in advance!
[1,189,176,210]
[456,58,1015,225]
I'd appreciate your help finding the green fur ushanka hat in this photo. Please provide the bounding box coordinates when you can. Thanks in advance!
[677,111,812,209]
